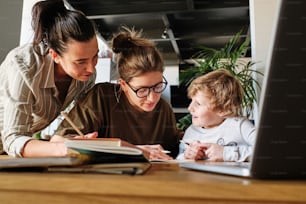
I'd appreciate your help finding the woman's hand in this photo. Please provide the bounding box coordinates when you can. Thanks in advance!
[50,131,99,143]
[136,144,173,160]
[22,132,98,157]
[74,132,99,139]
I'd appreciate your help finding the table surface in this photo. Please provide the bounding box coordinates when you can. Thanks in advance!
[0,159,306,204]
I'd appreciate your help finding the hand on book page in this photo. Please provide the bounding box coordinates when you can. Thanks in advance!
[51,132,99,143]
[137,144,173,161]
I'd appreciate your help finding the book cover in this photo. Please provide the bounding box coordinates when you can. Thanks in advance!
[48,162,152,175]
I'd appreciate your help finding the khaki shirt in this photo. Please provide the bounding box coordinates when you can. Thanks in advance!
[0,43,95,157]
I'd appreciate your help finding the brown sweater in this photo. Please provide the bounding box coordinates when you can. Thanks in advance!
[56,82,181,157]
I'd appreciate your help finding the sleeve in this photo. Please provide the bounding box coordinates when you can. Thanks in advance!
[176,144,186,160]
[223,119,256,162]
[175,126,193,160]
[223,145,253,162]
[160,102,182,158]
[71,71,96,105]
[55,84,104,136]
[0,54,35,157]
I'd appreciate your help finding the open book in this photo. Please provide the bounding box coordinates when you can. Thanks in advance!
[65,138,143,155]
[64,138,149,164]
[0,138,151,175]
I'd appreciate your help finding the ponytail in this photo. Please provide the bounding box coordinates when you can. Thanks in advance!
[31,0,96,56]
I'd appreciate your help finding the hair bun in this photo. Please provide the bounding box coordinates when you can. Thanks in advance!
[112,33,133,54]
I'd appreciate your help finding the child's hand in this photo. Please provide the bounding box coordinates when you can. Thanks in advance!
[200,143,224,161]
[184,141,206,160]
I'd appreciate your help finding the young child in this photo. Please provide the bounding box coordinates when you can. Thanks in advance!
[176,69,256,162]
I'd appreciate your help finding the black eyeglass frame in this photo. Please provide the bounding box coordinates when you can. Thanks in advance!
[125,76,168,98]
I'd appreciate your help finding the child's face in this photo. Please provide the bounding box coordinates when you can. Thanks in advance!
[188,91,225,129]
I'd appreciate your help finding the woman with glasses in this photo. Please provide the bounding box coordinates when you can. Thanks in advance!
[55,27,181,160]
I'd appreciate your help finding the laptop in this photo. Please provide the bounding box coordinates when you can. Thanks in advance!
[180,0,306,179]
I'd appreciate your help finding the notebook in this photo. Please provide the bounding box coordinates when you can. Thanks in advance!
[180,0,306,179]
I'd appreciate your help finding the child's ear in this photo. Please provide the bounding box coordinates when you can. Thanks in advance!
[218,110,230,118]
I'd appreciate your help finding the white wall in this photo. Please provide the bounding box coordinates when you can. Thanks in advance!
[0,0,23,62]
[19,0,40,45]
[250,0,279,77]
[249,0,279,123]
[162,65,179,105]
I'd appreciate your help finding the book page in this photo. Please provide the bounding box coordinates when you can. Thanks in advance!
[64,138,143,155]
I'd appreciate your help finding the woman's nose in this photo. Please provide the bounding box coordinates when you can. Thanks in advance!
[147,89,159,101]
[86,62,96,73]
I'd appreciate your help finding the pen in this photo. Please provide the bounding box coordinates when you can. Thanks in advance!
[60,111,84,136]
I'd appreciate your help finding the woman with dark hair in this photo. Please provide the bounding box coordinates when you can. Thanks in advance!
[56,27,181,160]
[0,0,99,157]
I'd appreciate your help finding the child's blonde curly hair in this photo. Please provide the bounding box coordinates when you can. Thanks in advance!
[188,69,243,117]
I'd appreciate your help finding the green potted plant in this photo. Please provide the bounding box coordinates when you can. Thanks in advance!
[177,31,263,131]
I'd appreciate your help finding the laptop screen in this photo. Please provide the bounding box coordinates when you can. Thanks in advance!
[251,0,306,178]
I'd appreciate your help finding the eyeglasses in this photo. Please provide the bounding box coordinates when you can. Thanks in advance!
[125,76,168,98]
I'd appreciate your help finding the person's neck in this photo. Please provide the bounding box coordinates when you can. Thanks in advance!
[53,63,72,104]
[54,63,72,82]
[202,118,226,129]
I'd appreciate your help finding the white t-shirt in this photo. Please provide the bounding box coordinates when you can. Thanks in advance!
[176,117,256,161]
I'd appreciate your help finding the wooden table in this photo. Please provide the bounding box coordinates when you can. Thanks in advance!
[0,161,306,204]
